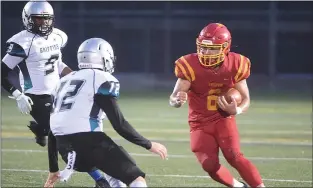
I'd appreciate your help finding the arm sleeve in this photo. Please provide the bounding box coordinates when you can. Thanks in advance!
[1,62,19,94]
[48,131,59,173]
[1,42,26,94]
[94,94,152,150]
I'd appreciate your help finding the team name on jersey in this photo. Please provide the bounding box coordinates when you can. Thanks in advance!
[40,44,60,53]
[209,82,223,87]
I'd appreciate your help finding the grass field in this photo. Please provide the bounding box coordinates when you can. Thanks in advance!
[1,91,312,187]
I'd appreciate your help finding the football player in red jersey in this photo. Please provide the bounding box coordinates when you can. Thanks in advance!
[169,23,265,187]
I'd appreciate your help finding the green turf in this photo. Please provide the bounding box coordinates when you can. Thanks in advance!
[1,92,312,187]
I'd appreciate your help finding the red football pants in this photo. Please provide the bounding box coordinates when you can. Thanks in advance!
[189,117,262,187]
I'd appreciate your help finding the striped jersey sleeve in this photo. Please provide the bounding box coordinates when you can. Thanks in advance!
[234,54,251,83]
[174,55,196,82]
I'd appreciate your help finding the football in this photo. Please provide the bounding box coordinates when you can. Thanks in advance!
[224,88,242,104]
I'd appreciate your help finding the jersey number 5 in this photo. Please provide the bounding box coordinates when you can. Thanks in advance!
[45,54,59,76]
[53,79,85,113]
[207,89,221,111]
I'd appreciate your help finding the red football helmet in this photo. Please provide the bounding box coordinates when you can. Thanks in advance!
[196,23,232,67]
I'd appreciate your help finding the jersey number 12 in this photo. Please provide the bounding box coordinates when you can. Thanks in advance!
[53,79,85,113]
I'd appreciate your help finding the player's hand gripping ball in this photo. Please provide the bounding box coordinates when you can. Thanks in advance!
[224,88,242,104]
[217,88,242,115]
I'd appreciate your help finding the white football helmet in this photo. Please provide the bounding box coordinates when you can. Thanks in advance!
[22,1,54,36]
[77,38,116,73]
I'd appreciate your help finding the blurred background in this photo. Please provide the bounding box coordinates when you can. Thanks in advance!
[1,1,312,94]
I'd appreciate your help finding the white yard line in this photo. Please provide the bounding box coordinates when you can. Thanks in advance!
[2,136,312,146]
[2,149,312,161]
[1,168,312,183]
[2,126,312,135]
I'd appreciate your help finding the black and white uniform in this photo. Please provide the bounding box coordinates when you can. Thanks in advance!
[1,28,68,135]
[50,69,151,185]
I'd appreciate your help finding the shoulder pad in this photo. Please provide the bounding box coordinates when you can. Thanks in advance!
[174,54,196,82]
[52,28,68,48]
[6,30,34,57]
[95,70,119,83]
[96,71,120,97]
[232,53,251,83]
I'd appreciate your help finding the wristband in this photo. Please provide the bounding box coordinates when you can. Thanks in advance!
[12,89,22,98]
[236,107,243,115]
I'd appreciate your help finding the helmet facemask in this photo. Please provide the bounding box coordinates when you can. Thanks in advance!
[29,15,54,36]
[196,23,232,68]
[103,54,116,74]
[196,39,229,67]
[22,1,55,36]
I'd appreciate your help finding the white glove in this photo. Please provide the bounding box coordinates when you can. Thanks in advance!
[10,90,33,114]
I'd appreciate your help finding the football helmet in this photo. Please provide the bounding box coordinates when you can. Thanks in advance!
[22,1,55,36]
[77,38,116,74]
[196,23,232,67]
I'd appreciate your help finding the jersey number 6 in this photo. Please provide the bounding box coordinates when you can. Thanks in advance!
[207,89,221,111]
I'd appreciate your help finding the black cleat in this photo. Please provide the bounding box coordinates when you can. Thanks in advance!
[27,121,47,147]
[94,178,111,188]
[35,135,46,147]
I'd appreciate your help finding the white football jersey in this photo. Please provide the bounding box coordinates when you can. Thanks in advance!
[2,28,68,95]
[50,69,120,136]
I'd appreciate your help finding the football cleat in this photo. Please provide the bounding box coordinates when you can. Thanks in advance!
[27,121,46,147]
[94,178,111,188]
[59,169,74,182]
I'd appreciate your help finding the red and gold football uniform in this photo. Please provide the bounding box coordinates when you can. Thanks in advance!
[175,52,250,127]
[173,23,263,187]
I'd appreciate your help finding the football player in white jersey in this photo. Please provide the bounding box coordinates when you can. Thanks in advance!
[1,2,116,187]
[1,0,72,148]
[45,38,168,188]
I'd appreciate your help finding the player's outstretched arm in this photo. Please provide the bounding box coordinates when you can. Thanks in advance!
[94,95,167,159]
[47,131,59,173]
[169,78,191,108]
